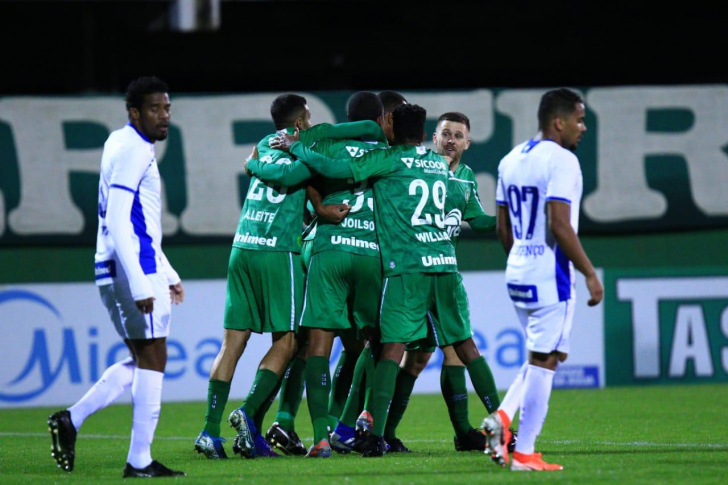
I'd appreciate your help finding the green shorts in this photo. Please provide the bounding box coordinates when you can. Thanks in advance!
[300,251,382,331]
[379,272,472,346]
[223,248,304,334]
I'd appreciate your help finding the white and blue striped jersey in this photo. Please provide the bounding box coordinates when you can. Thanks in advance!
[95,123,176,298]
[496,138,583,309]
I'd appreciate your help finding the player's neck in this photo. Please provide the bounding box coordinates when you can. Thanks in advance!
[540,130,563,148]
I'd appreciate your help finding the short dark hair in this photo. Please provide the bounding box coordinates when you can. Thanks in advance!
[379,90,408,115]
[437,112,470,131]
[347,91,384,122]
[393,104,426,142]
[270,94,308,130]
[125,76,169,112]
[538,88,583,131]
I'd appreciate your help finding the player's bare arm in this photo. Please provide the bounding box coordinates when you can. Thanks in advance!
[496,205,513,254]
[306,185,350,224]
[547,201,603,306]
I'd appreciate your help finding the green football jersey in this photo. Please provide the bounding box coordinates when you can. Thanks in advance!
[444,163,496,249]
[291,142,457,276]
[235,121,385,253]
[310,138,388,257]
[233,134,307,253]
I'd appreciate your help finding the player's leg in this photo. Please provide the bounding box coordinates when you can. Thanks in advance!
[362,274,429,457]
[332,339,374,452]
[381,346,429,452]
[300,252,355,457]
[196,248,255,459]
[48,288,139,473]
[510,302,571,471]
[122,272,184,477]
[229,250,304,458]
[229,330,297,458]
[328,333,364,431]
[304,327,337,456]
[435,273,500,413]
[483,302,570,471]
[345,254,383,442]
[266,339,308,456]
[438,345,486,451]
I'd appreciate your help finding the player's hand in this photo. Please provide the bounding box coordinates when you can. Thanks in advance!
[269,128,300,152]
[318,203,351,224]
[169,282,185,304]
[586,273,604,306]
[136,297,155,314]
[243,146,258,176]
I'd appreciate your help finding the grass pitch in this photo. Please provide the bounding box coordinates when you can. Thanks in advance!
[1,384,726,483]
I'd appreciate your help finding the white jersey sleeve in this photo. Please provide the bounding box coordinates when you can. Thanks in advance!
[546,151,581,205]
[159,250,181,286]
[95,124,167,300]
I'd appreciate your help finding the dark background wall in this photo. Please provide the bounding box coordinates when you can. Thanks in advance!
[1,0,725,95]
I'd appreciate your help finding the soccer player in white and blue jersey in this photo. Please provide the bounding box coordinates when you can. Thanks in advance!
[482,88,603,472]
[47,76,185,478]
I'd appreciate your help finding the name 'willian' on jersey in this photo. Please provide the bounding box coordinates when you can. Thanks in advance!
[496,138,583,309]
[95,124,166,286]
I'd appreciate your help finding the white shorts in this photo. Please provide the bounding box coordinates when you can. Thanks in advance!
[515,299,574,354]
[99,272,172,340]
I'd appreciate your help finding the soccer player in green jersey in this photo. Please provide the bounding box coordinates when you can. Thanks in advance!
[270,104,502,457]
[195,94,385,460]
[386,112,507,452]
[253,91,390,457]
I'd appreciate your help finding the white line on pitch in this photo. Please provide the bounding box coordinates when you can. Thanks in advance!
[2,432,727,448]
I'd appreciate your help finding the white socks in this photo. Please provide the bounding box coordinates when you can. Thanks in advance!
[68,357,136,431]
[127,368,164,469]
[514,364,554,455]
[498,361,528,422]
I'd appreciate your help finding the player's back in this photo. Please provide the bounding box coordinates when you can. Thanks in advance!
[369,144,457,276]
[233,134,308,253]
[309,138,387,257]
[496,139,583,308]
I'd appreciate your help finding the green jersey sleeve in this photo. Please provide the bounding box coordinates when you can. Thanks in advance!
[464,176,495,233]
[291,142,395,182]
[299,120,386,146]
[247,157,313,186]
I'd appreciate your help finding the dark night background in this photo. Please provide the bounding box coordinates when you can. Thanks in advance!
[1,0,725,95]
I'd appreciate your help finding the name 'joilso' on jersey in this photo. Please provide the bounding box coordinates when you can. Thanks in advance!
[496,139,583,308]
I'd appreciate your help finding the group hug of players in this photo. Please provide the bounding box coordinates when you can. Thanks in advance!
[195,90,519,464]
[47,78,601,476]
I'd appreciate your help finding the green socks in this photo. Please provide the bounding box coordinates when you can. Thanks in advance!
[203,379,231,437]
[275,357,306,432]
[340,346,372,427]
[242,368,280,431]
[371,358,400,437]
[305,356,331,443]
[255,376,282,432]
[440,365,471,438]
[384,370,417,440]
[328,351,356,430]
[466,356,501,413]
